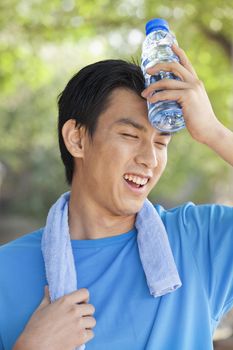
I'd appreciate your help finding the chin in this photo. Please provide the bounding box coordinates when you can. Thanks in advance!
[120,198,146,216]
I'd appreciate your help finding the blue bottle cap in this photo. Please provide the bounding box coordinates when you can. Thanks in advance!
[145,18,170,35]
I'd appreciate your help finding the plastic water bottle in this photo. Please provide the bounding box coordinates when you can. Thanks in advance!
[141,18,185,132]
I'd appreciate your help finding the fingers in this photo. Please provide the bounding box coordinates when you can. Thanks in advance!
[141,79,189,98]
[146,89,184,104]
[146,44,198,82]
[77,307,96,346]
[78,315,96,344]
[172,44,198,78]
[144,79,203,105]
[146,61,194,83]
[76,303,96,317]
[44,285,51,300]
[37,285,51,310]
[60,288,90,305]
[79,329,95,345]
[80,316,97,329]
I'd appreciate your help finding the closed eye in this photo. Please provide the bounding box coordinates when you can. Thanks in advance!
[121,133,138,139]
[155,142,166,146]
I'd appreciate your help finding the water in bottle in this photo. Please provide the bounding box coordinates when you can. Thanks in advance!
[141,18,185,132]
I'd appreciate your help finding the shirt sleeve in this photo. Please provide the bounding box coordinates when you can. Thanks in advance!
[181,202,233,323]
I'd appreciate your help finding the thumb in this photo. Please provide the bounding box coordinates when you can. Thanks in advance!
[37,285,51,309]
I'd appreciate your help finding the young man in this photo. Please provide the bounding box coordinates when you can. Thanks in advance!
[0,45,233,350]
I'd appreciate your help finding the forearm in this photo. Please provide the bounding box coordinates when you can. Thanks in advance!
[203,121,233,166]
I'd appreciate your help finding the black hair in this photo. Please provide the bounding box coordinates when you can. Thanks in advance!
[58,59,145,185]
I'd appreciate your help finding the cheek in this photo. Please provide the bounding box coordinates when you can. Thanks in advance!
[99,139,132,166]
[157,149,168,169]
[87,146,123,182]
[162,151,168,167]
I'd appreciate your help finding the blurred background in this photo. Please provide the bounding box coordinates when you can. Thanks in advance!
[0,0,233,348]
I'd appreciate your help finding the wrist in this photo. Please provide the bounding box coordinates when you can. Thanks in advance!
[200,119,224,147]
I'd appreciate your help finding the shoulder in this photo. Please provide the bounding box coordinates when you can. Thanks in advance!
[154,201,233,227]
[153,202,233,255]
[0,227,44,250]
[0,228,46,293]
[0,227,44,265]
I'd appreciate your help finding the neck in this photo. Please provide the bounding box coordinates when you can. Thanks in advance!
[68,187,136,241]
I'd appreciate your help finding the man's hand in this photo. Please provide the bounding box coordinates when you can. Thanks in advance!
[13,286,96,350]
[141,44,233,166]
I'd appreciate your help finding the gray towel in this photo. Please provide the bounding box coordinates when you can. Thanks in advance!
[41,191,181,349]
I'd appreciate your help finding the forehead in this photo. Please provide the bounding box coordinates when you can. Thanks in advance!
[98,88,148,126]
[97,88,170,137]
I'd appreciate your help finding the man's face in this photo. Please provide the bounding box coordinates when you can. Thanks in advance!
[75,88,171,216]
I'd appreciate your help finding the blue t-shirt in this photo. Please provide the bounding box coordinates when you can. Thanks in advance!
[0,202,233,350]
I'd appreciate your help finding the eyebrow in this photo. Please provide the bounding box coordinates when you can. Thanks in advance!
[112,118,171,136]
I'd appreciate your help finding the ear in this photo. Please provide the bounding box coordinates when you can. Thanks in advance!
[62,119,86,158]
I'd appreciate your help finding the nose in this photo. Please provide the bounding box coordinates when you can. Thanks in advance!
[134,142,158,169]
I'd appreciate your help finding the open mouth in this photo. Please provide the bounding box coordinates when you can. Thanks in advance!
[123,173,150,190]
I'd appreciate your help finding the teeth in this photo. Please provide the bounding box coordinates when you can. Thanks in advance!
[135,177,141,185]
[124,174,148,185]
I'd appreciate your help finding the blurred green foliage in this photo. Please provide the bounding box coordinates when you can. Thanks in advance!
[0,0,233,221]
